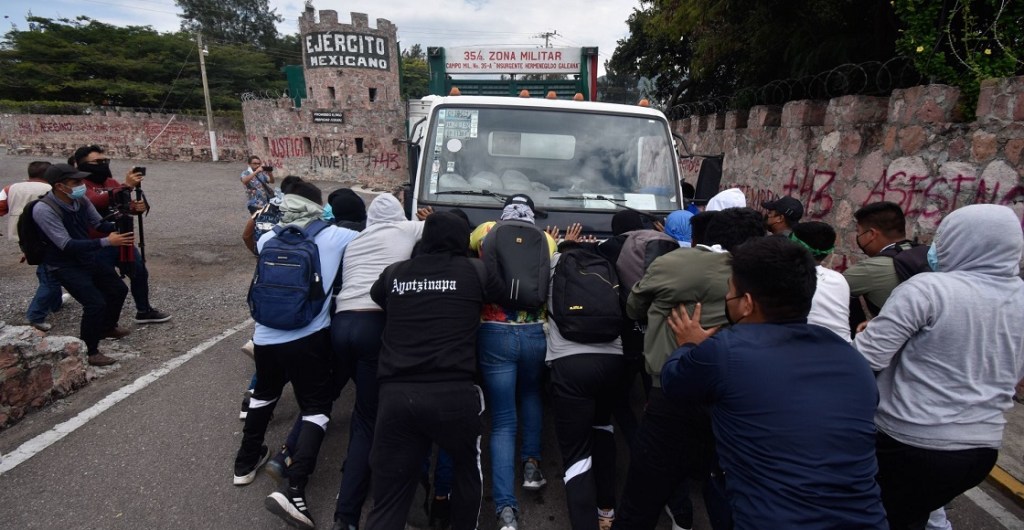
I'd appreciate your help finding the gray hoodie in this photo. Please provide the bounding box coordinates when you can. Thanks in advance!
[335,193,424,312]
[854,204,1024,450]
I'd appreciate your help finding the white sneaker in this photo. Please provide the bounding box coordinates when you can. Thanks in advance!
[665,505,692,530]
[240,340,255,358]
[61,293,72,305]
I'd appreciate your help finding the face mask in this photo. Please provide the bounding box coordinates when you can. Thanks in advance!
[724,295,746,326]
[67,184,87,199]
[322,204,335,221]
[78,162,112,184]
[855,230,872,256]
[927,245,939,272]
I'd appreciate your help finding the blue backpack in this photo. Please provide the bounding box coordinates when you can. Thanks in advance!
[247,220,331,330]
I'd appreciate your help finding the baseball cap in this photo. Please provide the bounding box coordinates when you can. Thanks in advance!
[761,196,804,221]
[504,193,535,211]
[44,163,91,185]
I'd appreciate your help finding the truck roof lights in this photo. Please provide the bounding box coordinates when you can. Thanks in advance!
[449,87,462,96]
[519,89,531,98]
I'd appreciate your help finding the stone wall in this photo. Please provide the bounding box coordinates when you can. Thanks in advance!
[0,323,90,429]
[240,9,407,189]
[675,76,1024,271]
[0,113,247,162]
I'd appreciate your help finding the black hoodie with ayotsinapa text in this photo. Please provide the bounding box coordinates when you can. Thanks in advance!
[370,212,504,383]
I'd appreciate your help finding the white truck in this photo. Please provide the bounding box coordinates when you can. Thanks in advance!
[407,94,684,236]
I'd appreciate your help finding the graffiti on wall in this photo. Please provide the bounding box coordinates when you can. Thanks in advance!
[732,165,1022,225]
[253,135,404,178]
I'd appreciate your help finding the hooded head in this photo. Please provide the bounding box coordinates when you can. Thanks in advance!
[421,211,471,256]
[611,210,645,236]
[366,193,407,226]
[500,193,536,224]
[278,182,324,227]
[932,204,1023,277]
[664,210,694,246]
[328,188,367,223]
[706,188,747,211]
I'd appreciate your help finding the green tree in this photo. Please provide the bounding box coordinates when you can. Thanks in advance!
[611,0,901,110]
[175,0,283,49]
[895,0,1024,113]
[401,45,429,100]
[0,16,287,111]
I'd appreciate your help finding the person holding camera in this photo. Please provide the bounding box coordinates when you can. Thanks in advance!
[31,164,135,367]
[71,145,172,325]
[241,156,275,214]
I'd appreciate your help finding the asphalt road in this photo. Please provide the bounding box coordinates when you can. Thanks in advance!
[0,154,1022,529]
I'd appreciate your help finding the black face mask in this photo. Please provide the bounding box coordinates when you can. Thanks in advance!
[725,295,746,326]
[78,162,112,184]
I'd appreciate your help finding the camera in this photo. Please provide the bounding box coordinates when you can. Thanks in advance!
[133,166,147,176]
[264,165,274,172]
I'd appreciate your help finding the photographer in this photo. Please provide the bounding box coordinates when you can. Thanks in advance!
[71,145,172,325]
[241,156,275,214]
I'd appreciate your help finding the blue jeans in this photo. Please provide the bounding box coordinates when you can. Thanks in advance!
[26,265,63,323]
[477,322,546,513]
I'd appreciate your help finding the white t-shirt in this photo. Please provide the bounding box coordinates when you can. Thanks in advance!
[808,265,852,343]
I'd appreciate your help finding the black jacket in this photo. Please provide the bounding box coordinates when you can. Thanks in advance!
[370,212,503,384]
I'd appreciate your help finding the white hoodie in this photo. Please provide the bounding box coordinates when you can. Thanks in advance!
[705,188,747,211]
[335,194,423,312]
[854,204,1024,450]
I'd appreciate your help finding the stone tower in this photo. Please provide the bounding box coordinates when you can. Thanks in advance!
[241,6,407,188]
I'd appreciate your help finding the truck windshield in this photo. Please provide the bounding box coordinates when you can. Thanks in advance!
[418,105,678,212]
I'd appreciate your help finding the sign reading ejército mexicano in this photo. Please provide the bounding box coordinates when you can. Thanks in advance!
[305,32,390,70]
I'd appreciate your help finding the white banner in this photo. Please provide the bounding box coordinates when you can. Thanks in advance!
[443,47,582,74]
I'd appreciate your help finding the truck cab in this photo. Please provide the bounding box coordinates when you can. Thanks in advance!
[409,95,683,237]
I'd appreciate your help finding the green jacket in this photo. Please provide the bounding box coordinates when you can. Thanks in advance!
[843,256,898,311]
[626,246,732,387]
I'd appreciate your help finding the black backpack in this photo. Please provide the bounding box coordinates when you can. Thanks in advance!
[16,197,60,265]
[550,247,622,343]
[482,220,550,310]
[878,241,932,282]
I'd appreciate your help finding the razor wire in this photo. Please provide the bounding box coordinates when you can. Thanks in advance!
[665,57,924,120]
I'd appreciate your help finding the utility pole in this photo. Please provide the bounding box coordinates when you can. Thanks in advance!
[197,33,219,162]
[536,30,558,48]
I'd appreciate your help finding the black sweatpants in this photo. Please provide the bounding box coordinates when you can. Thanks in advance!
[365,382,484,530]
[612,388,729,530]
[550,353,623,530]
[876,431,997,530]
[52,260,128,355]
[236,329,335,489]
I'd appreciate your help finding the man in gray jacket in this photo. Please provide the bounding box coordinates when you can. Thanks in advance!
[854,203,1024,529]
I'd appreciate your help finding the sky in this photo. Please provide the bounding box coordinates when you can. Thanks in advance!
[0,0,641,76]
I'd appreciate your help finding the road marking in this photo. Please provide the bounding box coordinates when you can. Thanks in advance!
[965,486,1024,529]
[0,319,252,476]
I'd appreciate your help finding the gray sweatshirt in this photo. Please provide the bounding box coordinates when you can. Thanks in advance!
[335,193,423,312]
[854,204,1024,450]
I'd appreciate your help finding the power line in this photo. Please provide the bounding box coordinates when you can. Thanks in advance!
[156,46,194,112]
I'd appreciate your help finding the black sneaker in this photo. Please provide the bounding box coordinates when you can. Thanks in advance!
[430,495,451,529]
[266,486,315,529]
[135,309,172,324]
[233,445,271,486]
[264,445,292,485]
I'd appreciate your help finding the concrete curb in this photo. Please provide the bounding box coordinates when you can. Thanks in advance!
[987,465,1024,508]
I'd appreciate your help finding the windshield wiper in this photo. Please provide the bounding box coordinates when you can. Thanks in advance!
[434,189,508,202]
[550,194,623,203]
[550,194,661,222]
[432,189,547,219]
